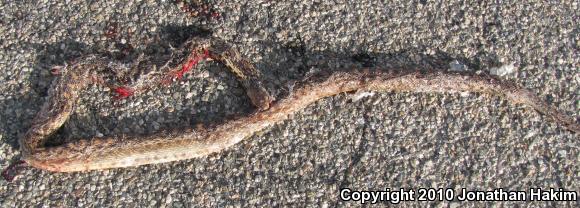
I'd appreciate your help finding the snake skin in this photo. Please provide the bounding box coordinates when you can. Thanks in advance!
[18,38,578,172]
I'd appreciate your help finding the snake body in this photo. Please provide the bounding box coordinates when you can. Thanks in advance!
[19,38,578,172]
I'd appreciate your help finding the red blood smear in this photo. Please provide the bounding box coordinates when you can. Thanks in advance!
[114,86,134,99]
[176,59,197,79]
[174,49,210,79]
[203,49,209,58]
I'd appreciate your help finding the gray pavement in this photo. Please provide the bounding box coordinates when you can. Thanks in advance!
[0,0,578,207]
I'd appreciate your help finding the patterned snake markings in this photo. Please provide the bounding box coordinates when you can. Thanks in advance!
[19,37,578,172]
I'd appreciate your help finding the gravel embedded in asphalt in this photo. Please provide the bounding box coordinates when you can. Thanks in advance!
[0,1,578,207]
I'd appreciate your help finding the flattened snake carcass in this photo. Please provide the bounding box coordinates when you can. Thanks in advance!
[18,37,579,172]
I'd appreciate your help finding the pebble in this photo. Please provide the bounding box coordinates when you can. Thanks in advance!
[490,63,517,76]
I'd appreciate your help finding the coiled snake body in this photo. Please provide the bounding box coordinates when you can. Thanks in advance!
[19,38,579,172]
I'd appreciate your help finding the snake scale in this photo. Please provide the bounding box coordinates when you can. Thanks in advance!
[18,37,579,172]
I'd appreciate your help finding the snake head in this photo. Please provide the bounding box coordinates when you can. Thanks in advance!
[246,85,274,111]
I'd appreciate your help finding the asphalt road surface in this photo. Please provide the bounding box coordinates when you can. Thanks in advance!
[0,1,578,207]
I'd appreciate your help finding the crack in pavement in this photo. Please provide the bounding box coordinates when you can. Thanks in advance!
[332,110,375,206]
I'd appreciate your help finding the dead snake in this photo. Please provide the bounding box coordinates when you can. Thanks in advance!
[18,38,579,172]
